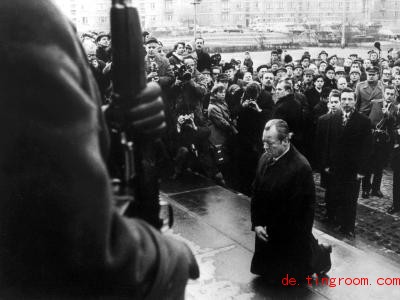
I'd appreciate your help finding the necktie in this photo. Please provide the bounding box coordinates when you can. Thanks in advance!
[342,113,349,126]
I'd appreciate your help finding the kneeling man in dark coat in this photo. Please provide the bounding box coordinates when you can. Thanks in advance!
[250,119,331,283]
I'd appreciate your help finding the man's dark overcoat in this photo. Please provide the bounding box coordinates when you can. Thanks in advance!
[195,49,211,72]
[0,0,194,298]
[271,94,305,153]
[317,110,372,232]
[318,111,372,176]
[250,146,315,278]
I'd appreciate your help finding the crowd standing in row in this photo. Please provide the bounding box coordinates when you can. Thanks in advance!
[83,32,400,239]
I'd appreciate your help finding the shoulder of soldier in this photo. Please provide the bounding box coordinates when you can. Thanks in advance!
[1,0,76,46]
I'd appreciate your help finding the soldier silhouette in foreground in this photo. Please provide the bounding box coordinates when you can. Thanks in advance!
[0,1,198,298]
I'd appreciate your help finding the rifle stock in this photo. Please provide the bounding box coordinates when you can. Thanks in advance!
[110,0,162,229]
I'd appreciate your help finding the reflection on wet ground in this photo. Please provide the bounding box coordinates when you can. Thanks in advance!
[159,173,400,299]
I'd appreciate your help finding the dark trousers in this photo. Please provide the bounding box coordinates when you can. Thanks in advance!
[328,172,360,232]
[392,148,400,210]
[362,171,383,193]
[174,146,219,179]
[362,142,391,193]
[324,173,338,221]
[394,170,400,210]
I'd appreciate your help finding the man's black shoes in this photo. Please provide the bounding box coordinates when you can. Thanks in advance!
[312,243,332,275]
[370,190,384,198]
[361,191,369,199]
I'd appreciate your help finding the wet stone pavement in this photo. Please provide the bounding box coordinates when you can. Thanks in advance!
[313,168,400,262]
[159,171,400,299]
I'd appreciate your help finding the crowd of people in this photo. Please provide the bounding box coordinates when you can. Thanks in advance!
[83,31,400,239]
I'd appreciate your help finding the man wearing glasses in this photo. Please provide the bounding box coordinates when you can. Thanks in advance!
[381,68,393,85]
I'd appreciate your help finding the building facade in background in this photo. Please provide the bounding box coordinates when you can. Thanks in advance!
[54,0,109,32]
[53,0,398,33]
[371,0,400,29]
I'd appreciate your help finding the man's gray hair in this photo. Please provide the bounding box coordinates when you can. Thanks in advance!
[264,119,291,141]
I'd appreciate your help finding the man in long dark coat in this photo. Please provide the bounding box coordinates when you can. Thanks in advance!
[0,1,198,298]
[251,119,331,283]
[318,88,372,237]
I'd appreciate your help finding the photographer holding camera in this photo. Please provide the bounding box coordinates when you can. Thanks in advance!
[235,82,273,194]
[144,37,175,89]
[173,111,224,184]
[173,55,208,123]
[171,56,224,182]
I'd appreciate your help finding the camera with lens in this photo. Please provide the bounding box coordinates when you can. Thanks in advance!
[247,99,256,107]
[175,65,192,81]
[178,114,194,125]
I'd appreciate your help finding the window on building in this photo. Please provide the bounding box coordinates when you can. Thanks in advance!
[150,3,155,9]
[165,0,172,10]
[166,14,173,21]
[82,17,88,24]
[151,16,156,22]
[98,16,107,24]
[222,12,228,21]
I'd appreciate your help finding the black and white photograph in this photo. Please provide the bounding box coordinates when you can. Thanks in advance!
[1,0,400,299]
